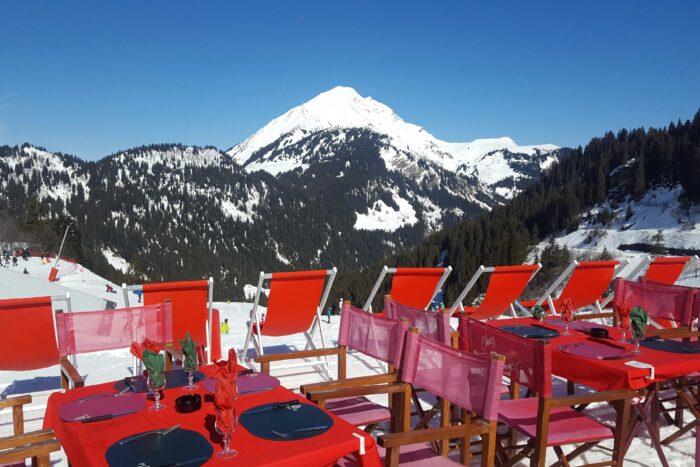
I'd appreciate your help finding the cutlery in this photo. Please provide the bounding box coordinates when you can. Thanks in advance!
[245,399,301,415]
[77,386,130,403]
[271,425,329,438]
[238,369,254,375]
[117,424,181,445]
[74,408,142,423]
[158,455,213,467]
[241,386,274,395]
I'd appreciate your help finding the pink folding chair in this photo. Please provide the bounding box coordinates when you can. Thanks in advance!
[338,330,505,467]
[449,264,542,318]
[363,266,452,311]
[384,296,452,346]
[301,302,410,432]
[460,316,633,467]
[613,278,696,331]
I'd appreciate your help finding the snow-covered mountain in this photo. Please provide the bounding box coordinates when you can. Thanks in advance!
[228,86,563,199]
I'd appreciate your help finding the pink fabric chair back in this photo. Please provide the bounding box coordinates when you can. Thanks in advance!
[400,331,504,421]
[614,278,695,327]
[458,316,551,397]
[339,302,409,368]
[384,298,451,345]
[55,303,173,356]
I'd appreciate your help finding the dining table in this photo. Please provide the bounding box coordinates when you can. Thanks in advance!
[43,365,381,466]
[466,316,700,467]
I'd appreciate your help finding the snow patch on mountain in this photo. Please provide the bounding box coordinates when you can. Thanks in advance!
[102,248,131,275]
[354,188,418,231]
[228,86,559,195]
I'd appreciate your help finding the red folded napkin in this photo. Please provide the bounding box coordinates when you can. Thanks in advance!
[214,349,239,431]
[560,298,574,321]
[615,303,632,330]
[130,338,162,360]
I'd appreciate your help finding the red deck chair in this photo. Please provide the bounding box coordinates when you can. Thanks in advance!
[0,297,83,391]
[448,264,542,318]
[363,266,452,312]
[339,329,505,467]
[461,317,633,467]
[122,278,219,363]
[301,301,410,431]
[521,259,626,316]
[625,255,695,285]
[241,268,337,373]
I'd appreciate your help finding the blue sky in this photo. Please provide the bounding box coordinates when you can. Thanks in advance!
[1,1,699,160]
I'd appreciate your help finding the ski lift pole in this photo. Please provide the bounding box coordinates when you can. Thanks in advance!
[49,220,74,282]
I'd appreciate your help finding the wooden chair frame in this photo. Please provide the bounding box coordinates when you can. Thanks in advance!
[0,395,61,467]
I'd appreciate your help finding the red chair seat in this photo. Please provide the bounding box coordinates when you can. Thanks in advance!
[325,396,391,426]
[499,397,613,446]
[337,443,459,466]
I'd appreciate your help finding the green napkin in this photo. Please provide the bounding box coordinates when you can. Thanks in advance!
[630,306,648,339]
[143,349,165,388]
[530,305,545,320]
[180,331,199,371]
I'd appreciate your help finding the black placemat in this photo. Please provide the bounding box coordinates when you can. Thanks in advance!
[500,325,560,339]
[114,370,205,393]
[106,428,212,466]
[640,338,700,354]
[239,401,334,441]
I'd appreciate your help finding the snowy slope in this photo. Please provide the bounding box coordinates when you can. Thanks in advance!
[530,185,700,287]
[227,86,561,197]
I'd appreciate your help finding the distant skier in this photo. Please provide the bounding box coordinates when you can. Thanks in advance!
[23,268,29,275]
[220,319,230,334]
[325,306,332,323]
[134,289,143,303]
[12,256,17,267]
[106,284,117,294]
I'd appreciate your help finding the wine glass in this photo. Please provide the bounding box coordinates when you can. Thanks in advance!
[618,315,631,344]
[147,373,167,411]
[215,408,238,459]
[561,310,574,336]
[185,366,198,390]
[632,324,646,356]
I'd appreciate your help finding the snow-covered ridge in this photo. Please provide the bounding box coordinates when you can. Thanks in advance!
[227,86,559,183]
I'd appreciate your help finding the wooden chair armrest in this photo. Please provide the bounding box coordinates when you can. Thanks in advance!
[60,357,84,389]
[0,429,56,450]
[379,421,490,448]
[301,373,398,394]
[0,395,31,410]
[164,343,184,361]
[306,382,408,403]
[552,389,637,407]
[254,347,342,364]
[574,312,614,321]
[0,439,60,464]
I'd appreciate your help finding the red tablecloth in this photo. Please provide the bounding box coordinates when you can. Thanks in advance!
[43,366,381,467]
[478,318,700,391]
